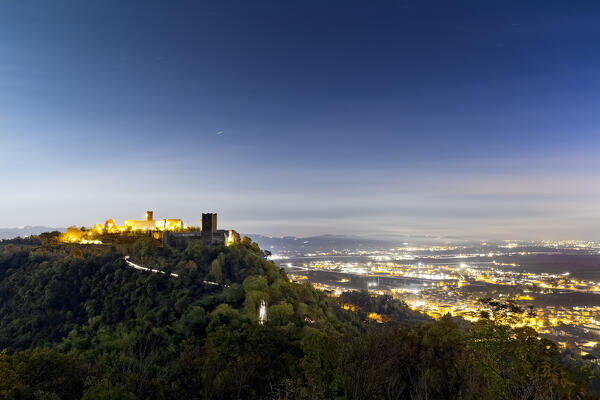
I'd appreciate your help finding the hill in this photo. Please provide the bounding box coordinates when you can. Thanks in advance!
[0,235,596,399]
[0,226,64,240]
[248,234,401,254]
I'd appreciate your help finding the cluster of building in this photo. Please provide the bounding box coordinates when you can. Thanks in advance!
[400,284,600,358]
[60,211,240,246]
[279,242,600,361]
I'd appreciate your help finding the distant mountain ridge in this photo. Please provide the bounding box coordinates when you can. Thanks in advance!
[247,233,402,253]
[246,233,473,254]
[0,226,64,240]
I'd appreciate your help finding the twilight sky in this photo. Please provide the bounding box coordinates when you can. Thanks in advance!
[1,0,599,239]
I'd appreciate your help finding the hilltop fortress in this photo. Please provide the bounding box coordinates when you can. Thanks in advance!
[124,210,184,231]
[60,211,240,246]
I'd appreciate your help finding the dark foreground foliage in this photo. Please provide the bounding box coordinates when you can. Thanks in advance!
[0,237,597,399]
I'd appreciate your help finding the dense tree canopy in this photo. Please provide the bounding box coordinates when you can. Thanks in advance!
[0,237,596,399]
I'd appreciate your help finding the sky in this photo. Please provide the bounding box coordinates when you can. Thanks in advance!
[1,0,599,240]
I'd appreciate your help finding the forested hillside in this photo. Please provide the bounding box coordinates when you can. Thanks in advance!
[0,235,596,399]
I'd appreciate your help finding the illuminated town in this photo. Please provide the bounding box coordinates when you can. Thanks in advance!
[59,211,240,246]
[272,239,600,360]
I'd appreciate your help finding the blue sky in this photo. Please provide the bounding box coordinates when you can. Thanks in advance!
[1,0,599,239]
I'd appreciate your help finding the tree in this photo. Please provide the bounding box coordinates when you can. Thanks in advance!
[267,303,294,326]
[81,377,136,400]
[131,238,158,267]
[208,253,225,283]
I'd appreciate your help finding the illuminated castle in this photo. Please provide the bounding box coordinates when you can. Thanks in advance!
[60,210,239,246]
[124,210,185,232]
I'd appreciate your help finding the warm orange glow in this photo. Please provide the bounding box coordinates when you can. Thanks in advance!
[60,210,195,244]
[367,312,383,323]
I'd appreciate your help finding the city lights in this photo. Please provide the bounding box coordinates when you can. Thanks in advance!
[279,239,600,357]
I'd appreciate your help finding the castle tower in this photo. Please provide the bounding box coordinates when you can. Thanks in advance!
[202,213,217,233]
[145,211,153,221]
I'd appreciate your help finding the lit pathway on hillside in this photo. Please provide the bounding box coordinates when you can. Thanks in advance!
[124,256,179,277]
[123,256,222,286]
